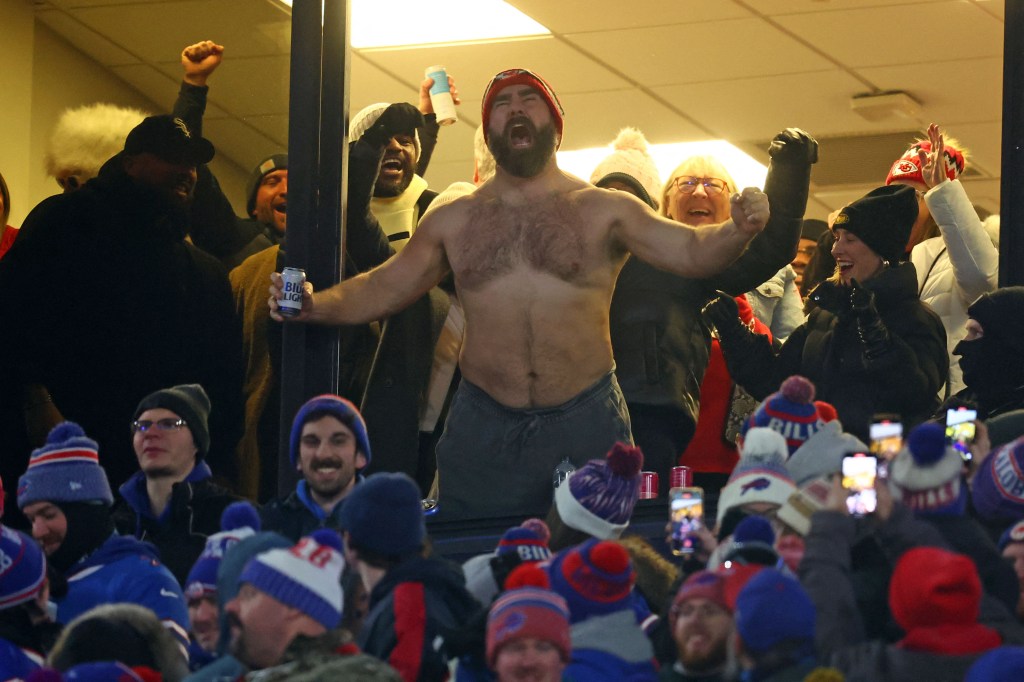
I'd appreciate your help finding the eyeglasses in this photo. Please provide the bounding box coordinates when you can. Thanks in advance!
[670,176,729,196]
[131,418,187,433]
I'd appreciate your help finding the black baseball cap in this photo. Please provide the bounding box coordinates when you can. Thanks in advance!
[124,115,215,166]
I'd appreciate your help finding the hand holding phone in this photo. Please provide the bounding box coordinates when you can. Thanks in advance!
[842,453,877,516]
[946,407,977,462]
[669,487,705,556]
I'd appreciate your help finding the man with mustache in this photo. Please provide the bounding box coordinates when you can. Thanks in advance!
[260,394,371,542]
[270,69,770,520]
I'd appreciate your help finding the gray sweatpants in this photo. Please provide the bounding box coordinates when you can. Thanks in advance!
[434,371,633,520]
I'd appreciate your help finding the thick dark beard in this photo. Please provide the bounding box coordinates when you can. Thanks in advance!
[488,119,557,178]
[373,158,415,198]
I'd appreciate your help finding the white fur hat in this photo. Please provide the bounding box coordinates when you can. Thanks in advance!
[45,103,149,181]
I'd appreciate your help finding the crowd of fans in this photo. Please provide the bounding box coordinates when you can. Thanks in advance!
[2,39,1024,682]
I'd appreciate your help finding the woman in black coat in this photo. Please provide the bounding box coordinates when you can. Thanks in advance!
[706,185,948,441]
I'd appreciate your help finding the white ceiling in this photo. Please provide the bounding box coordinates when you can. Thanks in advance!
[32,0,1006,220]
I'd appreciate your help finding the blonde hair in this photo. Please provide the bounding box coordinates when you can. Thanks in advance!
[660,155,737,218]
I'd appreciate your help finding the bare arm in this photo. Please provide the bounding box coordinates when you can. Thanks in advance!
[269,206,452,324]
[612,187,769,279]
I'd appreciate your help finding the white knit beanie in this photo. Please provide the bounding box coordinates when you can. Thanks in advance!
[590,127,662,209]
[350,102,420,160]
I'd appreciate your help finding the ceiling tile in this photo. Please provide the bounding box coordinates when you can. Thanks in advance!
[202,117,283,171]
[508,0,750,33]
[71,0,289,62]
[777,1,1002,69]
[564,17,834,88]
[35,9,139,66]
[109,63,180,112]
[654,70,873,141]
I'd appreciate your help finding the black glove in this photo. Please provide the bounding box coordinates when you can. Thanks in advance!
[848,278,891,359]
[701,292,745,342]
[359,102,425,150]
[767,128,818,165]
[808,280,849,317]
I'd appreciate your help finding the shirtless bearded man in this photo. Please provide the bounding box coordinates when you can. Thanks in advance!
[270,69,770,520]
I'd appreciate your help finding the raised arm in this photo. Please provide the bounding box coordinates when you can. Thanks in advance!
[612,187,769,279]
[269,204,452,325]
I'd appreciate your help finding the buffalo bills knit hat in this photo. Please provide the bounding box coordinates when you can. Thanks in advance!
[554,442,643,540]
[339,472,424,557]
[185,502,261,601]
[716,429,797,527]
[481,69,564,146]
[998,519,1024,552]
[0,525,46,610]
[496,523,553,564]
[889,423,966,515]
[133,384,211,457]
[239,529,345,630]
[487,564,571,667]
[831,185,917,265]
[735,569,816,655]
[547,538,635,624]
[743,376,825,456]
[17,422,113,509]
[972,436,1024,524]
[289,394,372,469]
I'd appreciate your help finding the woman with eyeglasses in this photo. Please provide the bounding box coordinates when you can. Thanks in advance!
[606,129,818,500]
[705,184,948,442]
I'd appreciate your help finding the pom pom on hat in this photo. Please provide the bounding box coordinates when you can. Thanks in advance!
[591,127,663,210]
[186,502,261,601]
[487,577,571,667]
[889,423,965,515]
[744,376,824,456]
[505,562,551,591]
[547,539,635,624]
[240,531,345,630]
[520,518,551,544]
[716,429,796,526]
[17,421,113,509]
[554,443,643,540]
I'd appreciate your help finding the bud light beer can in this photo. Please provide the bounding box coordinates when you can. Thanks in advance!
[278,267,306,318]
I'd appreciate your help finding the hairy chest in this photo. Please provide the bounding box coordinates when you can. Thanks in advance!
[452,196,596,290]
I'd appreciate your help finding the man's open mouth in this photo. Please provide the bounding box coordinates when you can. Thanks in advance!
[509,122,534,149]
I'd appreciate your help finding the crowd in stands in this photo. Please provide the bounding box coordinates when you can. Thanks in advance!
[2,39,1024,682]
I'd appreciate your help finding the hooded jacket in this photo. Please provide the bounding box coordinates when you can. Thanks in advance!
[360,555,479,682]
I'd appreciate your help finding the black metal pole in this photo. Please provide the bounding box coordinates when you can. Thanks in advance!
[1000,0,1023,287]
[278,0,349,497]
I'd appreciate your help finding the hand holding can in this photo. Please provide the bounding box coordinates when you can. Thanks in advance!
[269,268,310,321]
[425,65,458,126]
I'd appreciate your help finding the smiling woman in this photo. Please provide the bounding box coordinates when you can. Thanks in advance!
[708,184,949,441]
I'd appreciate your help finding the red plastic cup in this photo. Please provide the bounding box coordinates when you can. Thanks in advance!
[671,465,692,488]
[639,471,659,499]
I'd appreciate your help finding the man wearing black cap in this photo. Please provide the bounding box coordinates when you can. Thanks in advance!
[0,114,244,497]
[112,384,241,584]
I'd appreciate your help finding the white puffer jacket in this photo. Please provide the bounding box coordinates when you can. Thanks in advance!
[911,179,998,395]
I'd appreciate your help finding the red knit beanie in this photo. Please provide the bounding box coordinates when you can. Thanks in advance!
[889,547,980,630]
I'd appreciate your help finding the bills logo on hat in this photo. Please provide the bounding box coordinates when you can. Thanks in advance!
[741,477,772,495]
[991,448,1024,502]
[1010,521,1024,543]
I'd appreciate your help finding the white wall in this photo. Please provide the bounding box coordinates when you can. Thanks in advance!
[0,1,248,227]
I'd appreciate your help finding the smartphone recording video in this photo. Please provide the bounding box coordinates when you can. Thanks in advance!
[669,487,704,556]
[842,454,877,516]
[946,407,977,462]
[869,416,903,461]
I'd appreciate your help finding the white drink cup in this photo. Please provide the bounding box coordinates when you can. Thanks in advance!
[425,65,457,126]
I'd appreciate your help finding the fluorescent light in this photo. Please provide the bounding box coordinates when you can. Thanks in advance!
[558,140,769,193]
[272,0,550,49]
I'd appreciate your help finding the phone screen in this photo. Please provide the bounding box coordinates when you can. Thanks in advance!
[946,408,977,461]
[869,419,903,461]
[842,454,877,515]
[670,487,704,556]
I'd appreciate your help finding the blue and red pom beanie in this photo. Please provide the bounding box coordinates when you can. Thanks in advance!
[889,423,966,516]
[185,501,261,601]
[547,538,635,624]
[554,442,643,539]
[0,524,46,610]
[17,422,113,509]
[744,376,825,456]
